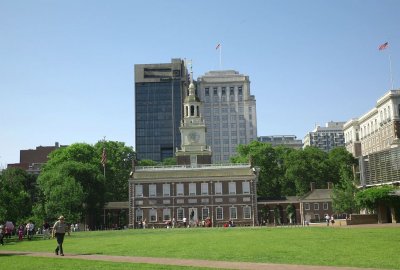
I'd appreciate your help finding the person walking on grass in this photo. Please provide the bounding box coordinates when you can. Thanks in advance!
[52,216,67,256]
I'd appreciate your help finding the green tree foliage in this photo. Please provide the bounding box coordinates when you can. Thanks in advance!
[0,168,32,223]
[326,147,357,185]
[94,141,135,201]
[332,168,359,214]
[355,186,400,211]
[231,141,288,198]
[138,159,158,166]
[285,147,328,196]
[37,143,106,227]
[162,157,177,166]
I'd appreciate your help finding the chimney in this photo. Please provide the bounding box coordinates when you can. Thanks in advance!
[327,182,334,189]
[310,182,316,191]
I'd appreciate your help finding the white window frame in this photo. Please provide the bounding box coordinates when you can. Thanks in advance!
[189,183,196,196]
[176,183,184,196]
[135,184,143,197]
[216,207,223,220]
[201,183,209,195]
[314,203,319,210]
[163,184,170,197]
[149,184,156,197]
[304,203,310,210]
[323,202,328,210]
[215,182,222,195]
[149,208,157,222]
[177,208,184,221]
[230,206,237,220]
[163,208,171,221]
[242,181,250,194]
[243,206,251,219]
[202,208,209,219]
[135,208,143,222]
[229,182,236,195]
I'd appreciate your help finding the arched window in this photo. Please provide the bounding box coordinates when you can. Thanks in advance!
[190,105,195,116]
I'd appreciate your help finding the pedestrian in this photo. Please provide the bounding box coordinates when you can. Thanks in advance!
[0,223,4,246]
[183,217,187,228]
[26,220,35,240]
[43,221,51,240]
[330,215,335,226]
[325,214,330,226]
[52,216,67,256]
[18,224,24,241]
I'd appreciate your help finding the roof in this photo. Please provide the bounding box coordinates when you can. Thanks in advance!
[301,189,333,202]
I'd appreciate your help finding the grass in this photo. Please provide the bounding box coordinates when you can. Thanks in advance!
[1,226,400,269]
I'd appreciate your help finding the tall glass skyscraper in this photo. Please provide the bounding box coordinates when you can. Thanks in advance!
[134,59,189,162]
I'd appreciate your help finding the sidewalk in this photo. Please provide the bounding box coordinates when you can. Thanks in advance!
[0,250,380,270]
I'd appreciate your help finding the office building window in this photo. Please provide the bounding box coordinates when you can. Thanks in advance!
[163,184,170,197]
[215,182,222,195]
[242,182,250,194]
[238,86,243,95]
[177,208,184,221]
[135,208,143,222]
[201,182,209,195]
[149,208,157,222]
[135,185,143,197]
[163,208,171,221]
[213,87,218,95]
[205,88,209,96]
[229,182,236,194]
[189,183,196,196]
[243,206,251,219]
[176,183,184,196]
[202,208,209,219]
[149,184,156,197]
[222,87,226,95]
[216,207,223,220]
[230,87,234,95]
[230,207,237,219]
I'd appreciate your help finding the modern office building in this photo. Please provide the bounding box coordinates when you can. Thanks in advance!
[129,75,258,228]
[197,70,257,163]
[258,135,303,149]
[134,59,189,162]
[303,121,345,152]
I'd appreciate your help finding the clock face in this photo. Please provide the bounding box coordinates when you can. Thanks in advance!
[188,131,200,143]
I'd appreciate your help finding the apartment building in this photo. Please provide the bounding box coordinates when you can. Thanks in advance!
[303,121,345,152]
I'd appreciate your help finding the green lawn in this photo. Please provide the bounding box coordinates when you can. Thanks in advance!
[1,226,399,269]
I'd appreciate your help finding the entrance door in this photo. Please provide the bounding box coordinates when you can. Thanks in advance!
[188,208,198,226]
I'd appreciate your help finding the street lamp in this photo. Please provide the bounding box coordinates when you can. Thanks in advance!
[210,181,214,227]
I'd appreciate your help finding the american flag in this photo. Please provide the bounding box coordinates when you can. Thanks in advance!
[216,43,221,50]
[101,147,107,167]
[379,42,388,51]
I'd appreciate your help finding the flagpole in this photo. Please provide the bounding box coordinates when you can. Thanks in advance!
[389,53,394,90]
[219,44,222,70]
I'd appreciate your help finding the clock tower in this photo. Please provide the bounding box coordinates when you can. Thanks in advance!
[176,64,212,166]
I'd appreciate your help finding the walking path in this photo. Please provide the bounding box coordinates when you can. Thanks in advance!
[0,250,380,270]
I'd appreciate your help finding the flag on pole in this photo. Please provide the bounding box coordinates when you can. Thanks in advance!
[379,42,389,51]
[101,147,107,167]
[216,43,221,50]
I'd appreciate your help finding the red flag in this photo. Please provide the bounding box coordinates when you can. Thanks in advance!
[379,42,388,50]
[101,148,107,167]
[216,43,221,50]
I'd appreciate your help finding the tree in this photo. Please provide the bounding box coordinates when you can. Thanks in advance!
[0,168,32,224]
[94,141,135,201]
[285,147,329,196]
[37,143,106,228]
[138,159,158,166]
[332,167,359,214]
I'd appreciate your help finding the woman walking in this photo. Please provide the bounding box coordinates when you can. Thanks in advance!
[52,216,67,256]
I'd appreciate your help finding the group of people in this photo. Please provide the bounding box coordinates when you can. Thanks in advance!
[325,214,335,226]
[0,215,69,257]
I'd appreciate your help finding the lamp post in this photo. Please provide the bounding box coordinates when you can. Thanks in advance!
[210,181,214,227]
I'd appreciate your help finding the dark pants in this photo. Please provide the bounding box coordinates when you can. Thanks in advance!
[55,233,65,255]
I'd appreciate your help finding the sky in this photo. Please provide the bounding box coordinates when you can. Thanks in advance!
[1,0,399,166]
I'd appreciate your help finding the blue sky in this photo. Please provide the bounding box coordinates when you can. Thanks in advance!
[1,0,399,166]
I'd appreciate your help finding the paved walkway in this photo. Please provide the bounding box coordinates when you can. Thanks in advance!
[0,250,380,270]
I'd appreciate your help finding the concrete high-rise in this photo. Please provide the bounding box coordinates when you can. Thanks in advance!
[134,59,189,162]
[197,70,257,163]
[303,121,345,152]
